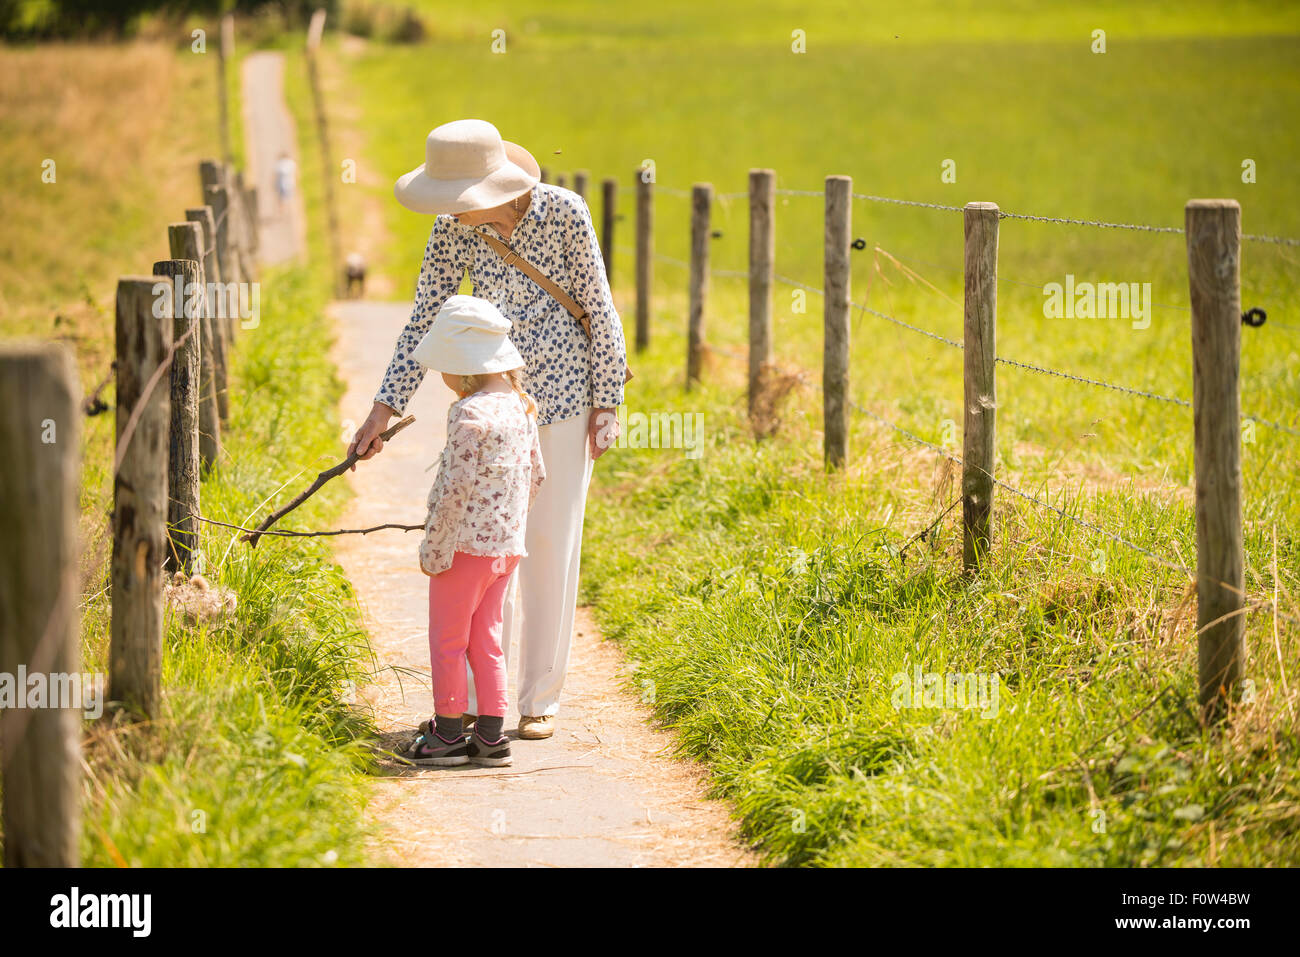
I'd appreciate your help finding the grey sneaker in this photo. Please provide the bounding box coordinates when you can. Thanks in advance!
[467,729,512,767]
[405,728,469,767]
[418,715,475,736]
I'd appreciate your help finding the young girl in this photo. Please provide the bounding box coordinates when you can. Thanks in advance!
[404,295,544,767]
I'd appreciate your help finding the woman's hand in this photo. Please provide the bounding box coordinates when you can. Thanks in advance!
[589,407,619,461]
[349,402,397,471]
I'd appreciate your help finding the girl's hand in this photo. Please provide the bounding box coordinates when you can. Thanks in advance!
[349,402,397,471]
[589,407,618,461]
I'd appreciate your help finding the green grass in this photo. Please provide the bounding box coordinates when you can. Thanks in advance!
[579,381,1300,865]
[1,38,384,866]
[75,265,377,867]
[335,1,1300,866]
[346,5,1300,480]
[396,0,1300,45]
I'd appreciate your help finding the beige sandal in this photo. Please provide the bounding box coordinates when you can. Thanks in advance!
[517,714,554,739]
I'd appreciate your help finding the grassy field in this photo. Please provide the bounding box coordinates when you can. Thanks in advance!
[4,1,1295,868]
[0,40,377,865]
[349,1,1300,474]
[332,0,1300,865]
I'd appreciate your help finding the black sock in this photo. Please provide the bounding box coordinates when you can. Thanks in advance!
[476,715,504,742]
[434,715,463,741]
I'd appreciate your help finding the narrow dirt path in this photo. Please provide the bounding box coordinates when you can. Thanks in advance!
[330,301,754,867]
[242,51,305,266]
[244,46,751,868]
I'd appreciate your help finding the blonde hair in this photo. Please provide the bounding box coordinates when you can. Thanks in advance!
[456,368,537,417]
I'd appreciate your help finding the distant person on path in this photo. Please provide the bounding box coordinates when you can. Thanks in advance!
[344,251,367,297]
[402,296,545,768]
[348,119,628,741]
[274,151,297,214]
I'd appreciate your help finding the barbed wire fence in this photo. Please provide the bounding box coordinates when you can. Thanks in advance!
[594,166,1299,724]
[0,12,261,866]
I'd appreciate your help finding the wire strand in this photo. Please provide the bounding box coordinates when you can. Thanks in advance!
[764,186,1300,244]
[767,272,1299,436]
[845,397,1299,623]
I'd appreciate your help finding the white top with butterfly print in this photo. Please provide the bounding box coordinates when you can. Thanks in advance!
[419,390,546,577]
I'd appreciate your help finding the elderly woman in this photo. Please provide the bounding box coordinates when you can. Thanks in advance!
[349,119,627,740]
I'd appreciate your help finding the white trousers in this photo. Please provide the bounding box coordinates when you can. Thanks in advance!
[468,411,592,717]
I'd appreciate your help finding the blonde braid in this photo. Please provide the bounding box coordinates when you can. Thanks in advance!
[506,367,538,417]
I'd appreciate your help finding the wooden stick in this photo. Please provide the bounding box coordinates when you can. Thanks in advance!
[243,415,415,546]
[203,517,423,538]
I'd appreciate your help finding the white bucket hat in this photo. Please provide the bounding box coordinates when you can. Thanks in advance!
[411,295,524,376]
[394,119,541,215]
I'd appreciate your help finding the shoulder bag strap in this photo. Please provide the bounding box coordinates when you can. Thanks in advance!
[472,227,593,338]
[471,226,633,384]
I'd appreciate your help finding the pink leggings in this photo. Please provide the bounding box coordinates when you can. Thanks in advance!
[428,551,520,717]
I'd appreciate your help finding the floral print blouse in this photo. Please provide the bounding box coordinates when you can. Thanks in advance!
[419,390,545,577]
[376,184,628,427]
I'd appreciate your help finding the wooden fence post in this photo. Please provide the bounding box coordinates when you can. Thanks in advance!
[233,167,258,274]
[0,343,81,867]
[306,8,342,295]
[574,170,588,205]
[823,175,851,469]
[556,173,568,190]
[217,15,233,164]
[199,158,224,200]
[601,177,617,286]
[185,205,230,425]
[153,256,203,575]
[204,183,239,345]
[174,217,223,466]
[748,168,776,421]
[247,185,260,239]
[232,166,248,234]
[962,202,999,572]
[307,3,326,48]
[235,168,259,259]
[225,163,258,285]
[1186,198,1245,723]
[111,277,172,718]
[635,167,653,352]
[687,183,712,390]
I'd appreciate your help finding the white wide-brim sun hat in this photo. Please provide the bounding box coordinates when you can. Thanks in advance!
[395,118,541,215]
[411,295,524,376]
